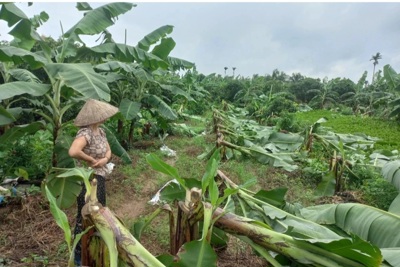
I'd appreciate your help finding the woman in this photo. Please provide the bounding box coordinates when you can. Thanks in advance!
[68,98,118,266]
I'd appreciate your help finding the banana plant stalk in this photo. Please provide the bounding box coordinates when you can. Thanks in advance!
[81,179,165,267]
[177,182,367,266]
[212,207,364,267]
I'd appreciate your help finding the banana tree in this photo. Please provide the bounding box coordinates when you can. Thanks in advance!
[341,71,368,112]
[205,107,303,171]
[0,3,138,169]
[90,23,194,145]
[383,64,400,120]
[307,77,339,109]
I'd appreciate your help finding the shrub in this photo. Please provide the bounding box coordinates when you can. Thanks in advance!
[265,96,297,117]
[339,106,354,116]
[361,177,398,210]
[276,112,301,132]
[0,130,52,181]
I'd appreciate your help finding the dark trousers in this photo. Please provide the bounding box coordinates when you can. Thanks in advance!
[73,174,106,263]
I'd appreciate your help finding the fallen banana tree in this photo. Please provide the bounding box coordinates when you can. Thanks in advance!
[145,152,396,267]
[45,168,165,267]
[45,151,399,266]
[179,188,379,267]
[80,179,165,267]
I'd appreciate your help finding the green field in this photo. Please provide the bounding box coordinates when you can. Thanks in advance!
[295,109,400,151]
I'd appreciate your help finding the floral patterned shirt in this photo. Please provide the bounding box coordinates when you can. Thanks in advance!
[75,127,108,176]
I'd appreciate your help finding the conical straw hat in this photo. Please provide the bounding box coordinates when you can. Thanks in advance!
[74,99,119,126]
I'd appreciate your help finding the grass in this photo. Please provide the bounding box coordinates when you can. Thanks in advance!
[295,109,400,151]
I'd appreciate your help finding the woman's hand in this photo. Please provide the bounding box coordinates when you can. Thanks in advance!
[91,157,108,168]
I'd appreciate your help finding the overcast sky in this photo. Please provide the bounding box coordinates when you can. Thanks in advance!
[1,2,400,83]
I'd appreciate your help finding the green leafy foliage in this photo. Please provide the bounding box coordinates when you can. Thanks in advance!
[45,185,72,253]
[45,167,92,209]
[300,203,400,248]
[0,129,52,180]
[361,178,398,211]
[173,240,217,267]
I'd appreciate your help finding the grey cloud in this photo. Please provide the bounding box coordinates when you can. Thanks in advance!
[1,2,399,82]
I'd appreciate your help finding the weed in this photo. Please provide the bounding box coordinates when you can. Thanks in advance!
[360,178,398,210]
[56,242,68,258]
[21,254,49,266]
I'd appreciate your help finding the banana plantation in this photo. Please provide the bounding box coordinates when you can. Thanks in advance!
[2,2,400,267]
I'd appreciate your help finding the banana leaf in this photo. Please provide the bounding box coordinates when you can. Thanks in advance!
[381,160,400,191]
[0,121,45,143]
[64,3,134,37]
[137,25,174,51]
[44,63,110,101]
[46,167,92,209]
[0,81,51,100]
[0,106,17,126]
[299,203,400,248]
[0,46,48,68]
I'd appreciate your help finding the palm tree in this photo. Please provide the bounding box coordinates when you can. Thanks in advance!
[232,67,236,77]
[224,67,228,76]
[370,52,382,84]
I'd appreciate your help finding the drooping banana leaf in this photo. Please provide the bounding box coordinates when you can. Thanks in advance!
[0,46,48,68]
[44,63,110,101]
[0,3,28,27]
[54,133,76,168]
[137,25,174,51]
[88,43,168,70]
[381,160,400,214]
[95,61,136,73]
[143,94,178,121]
[64,2,135,37]
[253,188,288,209]
[381,248,400,267]
[93,62,127,83]
[244,142,298,172]
[0,106,17,125]
[0,3,46,50]
[173,239,217,267]
[0,81,51,100]
[160,84,194,101]
[166,56,195,71]
[103,125,131,164]
[383,64,400,91]
[45,185,72,253]
[119,99,141,120]
[0,121,45,143]
[381,160,400,191]
[8,68,40,82]
[299,203,400,248]
[151,37,176,60]
[46,167,92,209]
[314,170,336,197]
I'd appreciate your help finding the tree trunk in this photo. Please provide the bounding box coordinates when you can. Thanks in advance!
[81,179,165,267]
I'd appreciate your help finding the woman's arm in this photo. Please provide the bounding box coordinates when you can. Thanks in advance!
[92,141,111,168]
[69,136,97,166]
[104,142,111,162]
